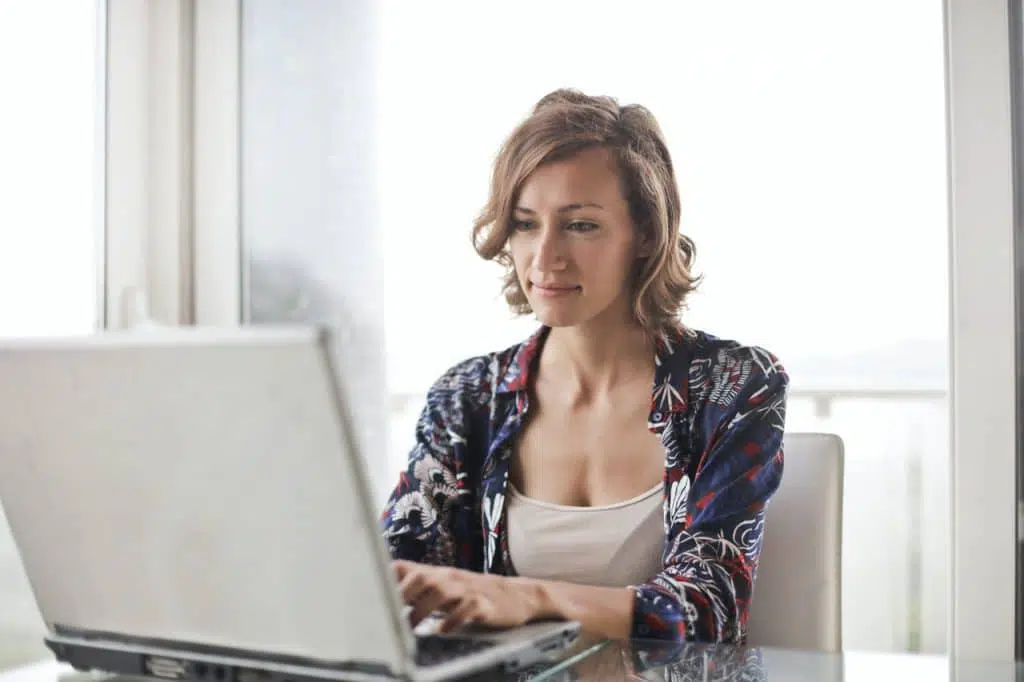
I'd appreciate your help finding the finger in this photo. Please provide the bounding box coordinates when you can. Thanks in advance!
[440,596,482,634]
[409,585,460,628]
[407,585,440,627]
[392,560,413,580]
[398,570,433,605]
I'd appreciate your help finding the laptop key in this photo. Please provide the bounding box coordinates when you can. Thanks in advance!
[415,635,497,667]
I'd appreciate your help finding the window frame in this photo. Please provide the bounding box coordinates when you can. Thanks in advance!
[193,0,242,325]
[943,0,1018,662]
[1011,0,1024,661]
[105,0,200,328]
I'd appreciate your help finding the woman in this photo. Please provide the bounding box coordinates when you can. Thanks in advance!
[380,88,788,645]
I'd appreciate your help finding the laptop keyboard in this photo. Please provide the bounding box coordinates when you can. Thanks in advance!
[415,635,497,667]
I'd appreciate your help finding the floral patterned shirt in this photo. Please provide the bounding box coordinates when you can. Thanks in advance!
[379,325,788,644]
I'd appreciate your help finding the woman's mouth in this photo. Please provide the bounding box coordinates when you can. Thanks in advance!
[531,283,582,298]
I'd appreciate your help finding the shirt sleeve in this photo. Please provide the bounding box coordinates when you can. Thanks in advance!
[378,364,484,570]
[630,347,789,643]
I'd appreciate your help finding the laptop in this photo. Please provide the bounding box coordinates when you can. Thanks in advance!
[0,325,580,682]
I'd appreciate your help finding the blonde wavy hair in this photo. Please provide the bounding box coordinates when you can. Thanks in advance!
[472,88,700,337]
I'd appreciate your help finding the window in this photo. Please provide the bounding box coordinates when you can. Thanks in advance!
[0,0,104,670]
[239,0,948,653]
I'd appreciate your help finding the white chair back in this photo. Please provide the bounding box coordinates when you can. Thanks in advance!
[747,432,844,652]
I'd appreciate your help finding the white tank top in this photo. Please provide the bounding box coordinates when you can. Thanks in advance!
[506,482,665,588]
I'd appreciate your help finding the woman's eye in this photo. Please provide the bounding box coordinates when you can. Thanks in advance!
[567,221,598,232]
[512,219,535,232]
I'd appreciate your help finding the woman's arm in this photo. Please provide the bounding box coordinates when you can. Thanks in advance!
[532,580,634,640]
[393,560,634,639]
[629,346,789,643]
[380,359,487,569]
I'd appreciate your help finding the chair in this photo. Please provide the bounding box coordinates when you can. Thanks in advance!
[746,432,844,653]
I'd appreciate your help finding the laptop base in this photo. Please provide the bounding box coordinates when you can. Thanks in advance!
[44,623,579,682]
[45,634,399,682]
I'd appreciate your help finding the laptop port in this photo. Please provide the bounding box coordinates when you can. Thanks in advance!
[538,633,575,653]
[237,670,272,682]
[145,656,188,679]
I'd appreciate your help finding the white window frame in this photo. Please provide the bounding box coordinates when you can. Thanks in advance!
[193,0,242,325]
[944,0,1018,662]
[105,0,1021,659]
[104,0,241,327]
[105,0,195,327]
[104,0,237,328]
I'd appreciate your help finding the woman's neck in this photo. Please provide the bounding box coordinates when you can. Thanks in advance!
[540,320,655,400]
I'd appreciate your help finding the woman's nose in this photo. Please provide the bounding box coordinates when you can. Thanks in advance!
[532,226,566,271]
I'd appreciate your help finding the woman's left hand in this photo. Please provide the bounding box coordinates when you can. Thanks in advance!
[392,560,548,634]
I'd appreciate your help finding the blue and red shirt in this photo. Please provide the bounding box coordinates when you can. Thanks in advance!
[380,324,788,644]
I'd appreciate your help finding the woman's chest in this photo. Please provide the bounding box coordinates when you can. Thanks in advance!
[476,403,695,574]
[508,401,667,508]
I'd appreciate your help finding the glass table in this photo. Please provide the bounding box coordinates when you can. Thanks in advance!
[507,636,1024,681]
[2,636,1022,682]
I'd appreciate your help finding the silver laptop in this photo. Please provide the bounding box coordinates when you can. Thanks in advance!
[0,326,579,682]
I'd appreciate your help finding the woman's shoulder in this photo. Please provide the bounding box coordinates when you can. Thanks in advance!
[686,329,785,368]
[670,327,789,408]
[424,333,539,406]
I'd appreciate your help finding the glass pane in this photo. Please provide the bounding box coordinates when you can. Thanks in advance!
[240,0,390,501]
[241,0,948,654]
[0,0,104,670]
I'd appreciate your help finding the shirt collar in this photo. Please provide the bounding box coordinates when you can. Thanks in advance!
[495,326,548,395]
[649,323,693,424]
[495,323,693,420]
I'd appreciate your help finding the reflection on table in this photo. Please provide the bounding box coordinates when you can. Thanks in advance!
[511,636,1018,682]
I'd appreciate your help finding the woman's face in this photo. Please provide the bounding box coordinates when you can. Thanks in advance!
[509,146,644,330]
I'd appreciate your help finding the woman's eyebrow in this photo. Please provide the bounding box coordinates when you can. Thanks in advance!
[513,202,605,214]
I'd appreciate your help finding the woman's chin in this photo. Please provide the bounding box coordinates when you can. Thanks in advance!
[531,298,632,331]
[532,307,585,329]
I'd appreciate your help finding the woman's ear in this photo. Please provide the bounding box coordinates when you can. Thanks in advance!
[635,234,654,259]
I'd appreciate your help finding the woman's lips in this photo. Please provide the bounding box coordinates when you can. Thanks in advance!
[532,283,581,298]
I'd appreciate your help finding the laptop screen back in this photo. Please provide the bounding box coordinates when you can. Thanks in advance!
[0,326,410,671]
